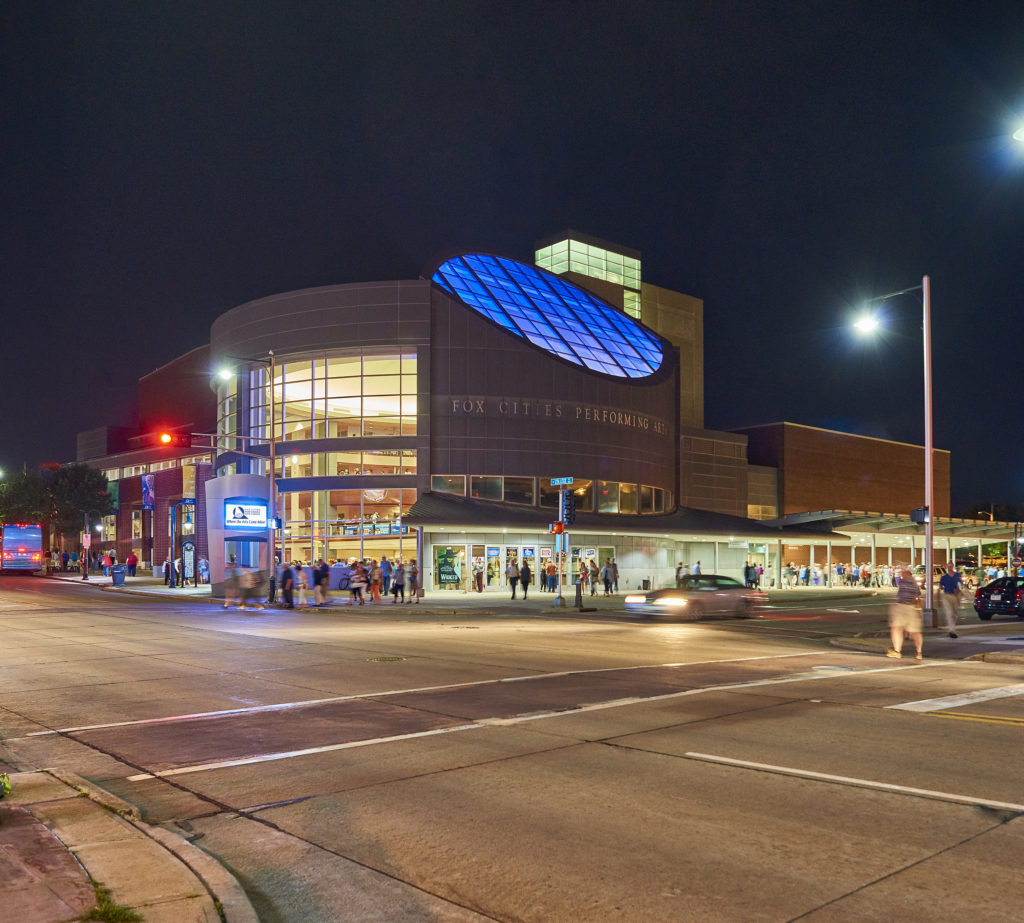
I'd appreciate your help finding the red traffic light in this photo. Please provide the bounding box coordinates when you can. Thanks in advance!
[549,521,564,534]
[157,432,191,447]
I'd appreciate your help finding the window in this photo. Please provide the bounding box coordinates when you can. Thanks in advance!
[432,475,465,496]
[619,483,638,514]
[640,485,654,513]
[597,481,619,513]
[503,476,535,505]
[470,476,502,501]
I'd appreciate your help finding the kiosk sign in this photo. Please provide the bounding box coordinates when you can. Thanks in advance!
[225,502,268,529]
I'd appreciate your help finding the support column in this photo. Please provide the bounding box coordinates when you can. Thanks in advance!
[809,543,815,585]
[826,541,832,586]
[977,540,983,574]
[713,541,719,574]
[871,534,877,572]
[775,540,783,590]
[909,535,915,567]
[946,537,952,567]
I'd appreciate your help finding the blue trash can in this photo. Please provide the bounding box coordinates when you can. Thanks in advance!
[111,564,126,587]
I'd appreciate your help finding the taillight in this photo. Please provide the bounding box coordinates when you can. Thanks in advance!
[975,588,981,600]
[1017,589,1022,603]
[31,553,40,561]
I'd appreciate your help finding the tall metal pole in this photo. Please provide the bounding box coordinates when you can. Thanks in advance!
[268,350,277,574]
[922,275,937,628]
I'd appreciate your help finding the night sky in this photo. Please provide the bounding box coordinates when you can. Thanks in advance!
[4,1,1023,512]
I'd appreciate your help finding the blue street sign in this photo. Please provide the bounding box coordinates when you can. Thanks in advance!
[550,476,574,486]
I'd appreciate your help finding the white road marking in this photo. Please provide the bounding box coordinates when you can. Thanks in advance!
[684,752,1024,812]
[123,660,950,781]
[25,651,827,737]
[886,683,1024,713]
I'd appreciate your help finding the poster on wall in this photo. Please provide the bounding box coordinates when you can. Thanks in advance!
[181,465,197,501]
[435,547,462,585]
[141,475,155,511]
[131,511,142,540]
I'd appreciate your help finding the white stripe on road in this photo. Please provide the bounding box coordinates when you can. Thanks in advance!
[684,752,1024,812]
[126,724,483,781]
[25,651,827,738]
[886,683,1024,713]
[124,660,950,781]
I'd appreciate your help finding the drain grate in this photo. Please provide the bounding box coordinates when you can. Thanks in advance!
[366,656,406,663]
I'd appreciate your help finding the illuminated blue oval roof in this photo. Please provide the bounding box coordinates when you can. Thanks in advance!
[432,254,664,378]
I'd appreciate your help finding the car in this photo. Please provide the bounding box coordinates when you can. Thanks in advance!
[973,577,1024,620]
[624,574,766,619]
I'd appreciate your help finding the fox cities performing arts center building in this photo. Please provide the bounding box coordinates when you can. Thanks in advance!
[80,232,971,594]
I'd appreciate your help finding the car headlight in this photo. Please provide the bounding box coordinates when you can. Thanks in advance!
[624,595,647,604]
[653,596,688,607]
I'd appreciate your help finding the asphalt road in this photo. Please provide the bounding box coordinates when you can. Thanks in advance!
[2,577,1023,921]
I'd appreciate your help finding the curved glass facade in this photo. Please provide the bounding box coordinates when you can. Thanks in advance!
[432,254,663,378]
[217,349,419,564]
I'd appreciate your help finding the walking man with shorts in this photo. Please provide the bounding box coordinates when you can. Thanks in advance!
[887,568,923,660]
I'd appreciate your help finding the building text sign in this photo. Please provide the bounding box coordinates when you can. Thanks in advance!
[448,397,669,436]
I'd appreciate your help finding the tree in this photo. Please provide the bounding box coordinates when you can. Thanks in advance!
[0,470,53,523]
[45,464,113,538]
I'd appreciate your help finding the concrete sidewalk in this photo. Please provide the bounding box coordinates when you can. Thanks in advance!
[0,769,257,922]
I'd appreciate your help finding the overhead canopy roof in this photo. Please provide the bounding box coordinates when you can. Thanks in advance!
[402,492,846,541]
[773,510,1021,542]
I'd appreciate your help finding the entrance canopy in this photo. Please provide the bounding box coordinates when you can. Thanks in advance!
[772,510,1021,544]
[403,492,846,542]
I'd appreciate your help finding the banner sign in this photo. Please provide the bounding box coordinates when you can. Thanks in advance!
[181,465,196,501]
[225,501,268,529]
[141,474,155,511]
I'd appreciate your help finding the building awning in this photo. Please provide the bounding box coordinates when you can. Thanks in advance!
[402,492,846,541]
[770,510,1021,542]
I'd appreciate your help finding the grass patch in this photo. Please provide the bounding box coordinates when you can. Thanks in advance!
[79,882,143,922]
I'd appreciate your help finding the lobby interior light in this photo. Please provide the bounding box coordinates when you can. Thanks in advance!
[217,368,233,381]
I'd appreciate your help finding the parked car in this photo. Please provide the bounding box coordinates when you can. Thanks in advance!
[624,574,766,619]
[973,577,1024,620]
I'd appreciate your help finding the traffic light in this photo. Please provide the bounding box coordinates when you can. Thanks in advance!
[549,522,564,534]
[157,432,192,448]
[564,490,576,525]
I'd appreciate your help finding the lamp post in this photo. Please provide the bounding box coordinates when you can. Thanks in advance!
[854,275,936,627]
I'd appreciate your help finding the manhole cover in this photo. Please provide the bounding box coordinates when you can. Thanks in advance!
[366,656,406,663]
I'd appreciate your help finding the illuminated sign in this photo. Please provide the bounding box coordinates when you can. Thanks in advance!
[225,502,268,529]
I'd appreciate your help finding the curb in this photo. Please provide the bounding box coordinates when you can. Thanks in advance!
[38,769,259,922]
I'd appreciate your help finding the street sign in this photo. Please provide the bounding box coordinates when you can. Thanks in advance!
[550,477,574,486]
[82,533,91,549]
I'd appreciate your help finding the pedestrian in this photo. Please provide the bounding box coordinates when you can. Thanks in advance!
[392,561,406,603]
[314,559,330,606]
[174,555,183,587]
[939,560,963,639]
[380,555,392,596]
[61,550,70,572]
[887,567,923,660]
[693,560,702,576]
[601,560,612,596]
[348,562,366,605]
[407,559,420,603]
[545,559,557,592]
[198,557,209,584]
[223,554,241,609]
[101,552,112,577]
[163,555,172,586]
[280,561,295,609]
[294,562,309,608]
[520,560,532,599]
[610,558,619,592]
[473,558,484,592]
[368,559,382,603]
[588,560,599,596]
[506,558,520,599]
[238,567,264,611]
[125,551,138,578]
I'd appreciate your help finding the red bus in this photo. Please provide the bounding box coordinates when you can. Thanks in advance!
[1,523,43,572]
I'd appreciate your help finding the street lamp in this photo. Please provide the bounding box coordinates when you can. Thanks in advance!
[853,275,936,627]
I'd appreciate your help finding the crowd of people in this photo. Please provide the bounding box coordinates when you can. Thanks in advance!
[222,554,421,611]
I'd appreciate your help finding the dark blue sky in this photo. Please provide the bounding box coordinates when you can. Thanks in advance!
[3,1,1023,510]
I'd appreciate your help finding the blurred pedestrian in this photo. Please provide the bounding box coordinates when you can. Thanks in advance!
[887,567,923,660]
